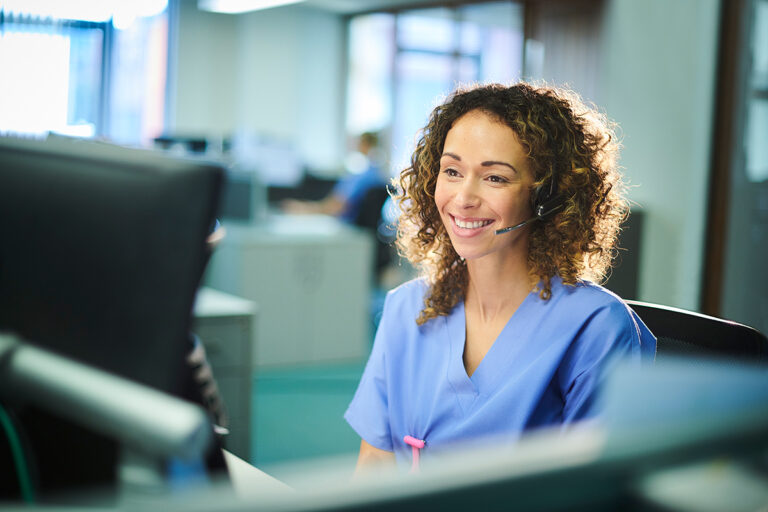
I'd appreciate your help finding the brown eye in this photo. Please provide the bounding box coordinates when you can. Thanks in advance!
[442,168,460,177]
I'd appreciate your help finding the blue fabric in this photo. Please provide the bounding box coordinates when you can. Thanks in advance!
[344,276,656,467]
[332,164,386,223]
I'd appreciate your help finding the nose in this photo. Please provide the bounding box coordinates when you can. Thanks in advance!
[455,179,480,209]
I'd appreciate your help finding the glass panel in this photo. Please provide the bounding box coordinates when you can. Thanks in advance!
[0,0,168,23]
[108,10,168,146]
[457,55,479,84]
[460,1,524,33]
[347,2,526,178]
[397,8,454,52]
[0,23,100,137]
[66,27,103,136]
[752,0,768,88]
[346,14,394,136]
[392,51,453,173]
[461,1,525,83]
[1,0,113,22]
[0,0,169,141]
[745,98,768,182]
[721,0,768,334]
[459,21,481,54]
[480,27,524,83]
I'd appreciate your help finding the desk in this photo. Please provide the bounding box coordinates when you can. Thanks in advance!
[203,214,373,368]
[222,449,292,497]
[193,288,256,461]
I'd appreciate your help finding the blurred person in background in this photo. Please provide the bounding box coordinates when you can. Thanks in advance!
[282,131,387,224]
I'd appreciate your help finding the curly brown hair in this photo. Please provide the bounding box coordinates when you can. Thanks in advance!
[396,82,626,325]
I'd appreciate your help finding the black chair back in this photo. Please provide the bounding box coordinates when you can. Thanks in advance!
[353,186,393,275]
[626,300,768,362]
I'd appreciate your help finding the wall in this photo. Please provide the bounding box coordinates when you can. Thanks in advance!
[236,5,345,171]
[173,0,239,137]
[171,0,722,310]
[600,0,720,309]
[171,0,346,171]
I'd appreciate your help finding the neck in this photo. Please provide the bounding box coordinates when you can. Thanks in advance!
[465,255,534,323]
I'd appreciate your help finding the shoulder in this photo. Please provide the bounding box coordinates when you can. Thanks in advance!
[549,277,655,359]
[383,277,430,315]
[377,277,440,339]
[374,278,434,357]
[551,277,634,322]
[545,277,640,345]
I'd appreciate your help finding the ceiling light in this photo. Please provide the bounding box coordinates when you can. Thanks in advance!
[198,0,305,14]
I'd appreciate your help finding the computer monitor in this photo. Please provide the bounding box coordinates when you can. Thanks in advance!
[218,167,268,225]
[0,135,224,502]
[174,357,768,512]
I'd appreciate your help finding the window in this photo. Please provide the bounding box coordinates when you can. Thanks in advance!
[346,1,525,175]
[0,0,168,145]
[745,0,768,182]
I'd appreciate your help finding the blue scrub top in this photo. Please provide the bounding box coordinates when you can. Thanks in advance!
[344,276,656,468]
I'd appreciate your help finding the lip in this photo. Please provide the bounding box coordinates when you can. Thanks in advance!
[449,214,494,237]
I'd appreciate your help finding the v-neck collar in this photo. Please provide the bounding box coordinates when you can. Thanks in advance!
[444,289,536,412]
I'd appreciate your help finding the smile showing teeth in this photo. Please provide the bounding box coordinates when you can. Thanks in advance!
[454,217,492,229]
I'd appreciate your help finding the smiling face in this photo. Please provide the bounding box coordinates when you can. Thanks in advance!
[434,109,534,263]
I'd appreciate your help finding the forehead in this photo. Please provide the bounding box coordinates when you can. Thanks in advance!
[443,110,527,161]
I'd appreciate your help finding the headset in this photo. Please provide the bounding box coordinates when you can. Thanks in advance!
[495,167,564,235]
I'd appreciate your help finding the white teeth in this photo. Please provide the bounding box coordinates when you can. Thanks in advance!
[455,218,490,229]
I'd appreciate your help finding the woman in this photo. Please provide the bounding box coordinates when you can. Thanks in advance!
[344,82,656,473]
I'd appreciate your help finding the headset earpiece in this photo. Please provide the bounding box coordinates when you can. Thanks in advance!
[531,168,560,219]
[496,166,564,235]
[534,195,565,219]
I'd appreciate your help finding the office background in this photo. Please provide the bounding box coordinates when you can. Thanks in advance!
[171,0,767,328]
[1,0,766,481]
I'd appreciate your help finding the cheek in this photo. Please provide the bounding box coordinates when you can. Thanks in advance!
[510,188,532,213]
[433,179,448,212]
[493,190,531,219]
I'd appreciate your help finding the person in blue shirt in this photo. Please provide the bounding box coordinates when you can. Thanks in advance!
[344,82,656,474]
[282,131,387,223]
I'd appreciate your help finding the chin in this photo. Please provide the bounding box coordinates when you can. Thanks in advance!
[453,249,486,262]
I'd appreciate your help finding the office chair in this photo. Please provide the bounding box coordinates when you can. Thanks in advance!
[625,300,768,363]
[353,186,394,276]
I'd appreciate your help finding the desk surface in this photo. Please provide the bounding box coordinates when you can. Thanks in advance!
[222,450,293,498]
[223,213,369,243]
[194,287,257,318]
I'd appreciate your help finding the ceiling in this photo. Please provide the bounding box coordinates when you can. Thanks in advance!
[305,0,467,14]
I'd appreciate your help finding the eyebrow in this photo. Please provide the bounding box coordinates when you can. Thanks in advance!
[441,152,518,173]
